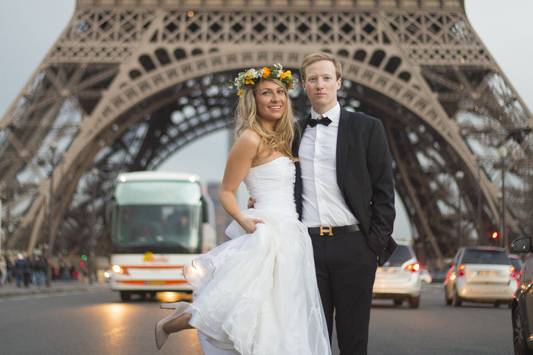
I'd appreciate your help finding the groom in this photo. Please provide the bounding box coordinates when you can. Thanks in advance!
[293,52,397,355]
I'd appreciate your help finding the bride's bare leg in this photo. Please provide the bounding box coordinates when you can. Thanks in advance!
[162,312,193,334]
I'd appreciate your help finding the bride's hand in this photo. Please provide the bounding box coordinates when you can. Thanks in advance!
[241,217,264,234]
[247,197,256,209]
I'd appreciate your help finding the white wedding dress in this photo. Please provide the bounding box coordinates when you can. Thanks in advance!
[183,156,331,355]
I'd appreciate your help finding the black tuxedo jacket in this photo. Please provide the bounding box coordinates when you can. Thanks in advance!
[293,108,397,266]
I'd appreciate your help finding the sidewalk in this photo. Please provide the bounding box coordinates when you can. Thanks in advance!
[0,280,107,299]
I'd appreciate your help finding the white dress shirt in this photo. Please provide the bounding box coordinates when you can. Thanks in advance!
[298,103,358,227]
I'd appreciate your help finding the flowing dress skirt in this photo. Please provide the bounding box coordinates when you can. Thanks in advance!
[184,208,331,355]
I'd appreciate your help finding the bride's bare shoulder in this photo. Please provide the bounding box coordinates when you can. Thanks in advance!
[235,129,261,149]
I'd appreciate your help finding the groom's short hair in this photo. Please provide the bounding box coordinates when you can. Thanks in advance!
[300,52,343,82]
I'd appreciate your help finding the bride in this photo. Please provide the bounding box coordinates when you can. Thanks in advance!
[154,64,331,355]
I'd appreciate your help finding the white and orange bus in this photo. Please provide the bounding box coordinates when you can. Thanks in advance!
[108,171,215,301]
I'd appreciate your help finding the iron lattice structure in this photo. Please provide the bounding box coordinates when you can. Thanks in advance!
[0,0,532,267]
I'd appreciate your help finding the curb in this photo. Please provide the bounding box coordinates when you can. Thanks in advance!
[0,284,107,299]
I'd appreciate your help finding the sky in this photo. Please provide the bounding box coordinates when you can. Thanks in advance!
[1,1,532,240]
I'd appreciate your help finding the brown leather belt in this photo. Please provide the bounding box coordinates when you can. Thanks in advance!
[308,224,360,237]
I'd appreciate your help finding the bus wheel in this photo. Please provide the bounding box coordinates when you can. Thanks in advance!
[120,291,131,302]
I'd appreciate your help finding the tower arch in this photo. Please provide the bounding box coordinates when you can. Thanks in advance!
[1,1,531,268]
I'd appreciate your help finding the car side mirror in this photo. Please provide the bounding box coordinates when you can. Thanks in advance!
[511,237,532,253]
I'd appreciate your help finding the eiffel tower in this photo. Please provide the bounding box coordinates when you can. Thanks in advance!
[1,0,531,268]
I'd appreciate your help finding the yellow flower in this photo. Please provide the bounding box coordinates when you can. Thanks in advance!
[262,67,271,78]
[280,70,292,81]
[244,72,255,85]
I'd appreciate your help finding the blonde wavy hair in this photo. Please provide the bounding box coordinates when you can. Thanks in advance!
[235,79,296,159]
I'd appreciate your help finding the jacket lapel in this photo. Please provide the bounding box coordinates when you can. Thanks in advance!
[293,116,308,220]
[292,116,309,155]
[336,109,349,192]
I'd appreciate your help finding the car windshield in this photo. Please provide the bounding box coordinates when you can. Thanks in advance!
[386,245,414,266]
[462,249,510,265]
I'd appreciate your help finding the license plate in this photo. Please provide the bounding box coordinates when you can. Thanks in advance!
[147,280,166,285]
[477,271,498,277]
[377,268,397,274]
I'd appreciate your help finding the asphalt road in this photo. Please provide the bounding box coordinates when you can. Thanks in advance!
[368,284,513,355]
[0,284,513,355]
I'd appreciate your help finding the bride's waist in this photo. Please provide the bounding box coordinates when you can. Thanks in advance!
[251,203,297,217]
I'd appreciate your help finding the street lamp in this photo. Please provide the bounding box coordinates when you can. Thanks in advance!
[46,141,59,287]
[48,142,58,252]
[498,146,508,250]
[455,170,464,247]
[475,158,483,242]
[0,197,3,256]
[87,168,101,285]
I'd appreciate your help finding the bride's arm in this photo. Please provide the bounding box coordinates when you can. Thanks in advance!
[219,129,264,234]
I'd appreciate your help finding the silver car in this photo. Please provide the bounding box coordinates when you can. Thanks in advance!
[373,244,422,308]
[444,246,515,307]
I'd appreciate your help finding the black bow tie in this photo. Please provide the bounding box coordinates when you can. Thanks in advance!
[307,116,332,127]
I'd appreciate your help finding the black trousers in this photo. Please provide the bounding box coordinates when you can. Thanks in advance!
[310,230,377,355]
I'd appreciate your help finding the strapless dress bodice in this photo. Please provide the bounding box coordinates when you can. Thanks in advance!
[244,156,296,218]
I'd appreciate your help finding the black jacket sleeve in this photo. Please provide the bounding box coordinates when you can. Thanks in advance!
[365,119,397,265]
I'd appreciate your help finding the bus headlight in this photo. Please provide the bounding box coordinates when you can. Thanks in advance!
[112,264,126,274]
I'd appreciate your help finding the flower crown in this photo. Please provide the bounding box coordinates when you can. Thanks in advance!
[232,63,295,96]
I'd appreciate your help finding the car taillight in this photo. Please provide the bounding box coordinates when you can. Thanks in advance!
[457,264,465,277]
[404,262,420,273]
[510,266,519,280]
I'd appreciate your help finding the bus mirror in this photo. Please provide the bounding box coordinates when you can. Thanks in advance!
[201,198,208,223]
[104,199,114,226]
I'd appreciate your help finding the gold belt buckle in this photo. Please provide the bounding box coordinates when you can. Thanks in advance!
[319,225,333,237]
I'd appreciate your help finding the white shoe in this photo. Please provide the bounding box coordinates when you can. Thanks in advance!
[160,302,183,310]
[155,302,190,350]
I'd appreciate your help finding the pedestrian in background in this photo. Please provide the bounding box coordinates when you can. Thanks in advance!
[14,253,30,288]
[0,255,7,286]
[32,255,47,287]
[6,257,13,284]
[22,255,32,287]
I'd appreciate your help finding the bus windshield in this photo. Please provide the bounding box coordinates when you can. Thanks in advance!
[111,180,203,253]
